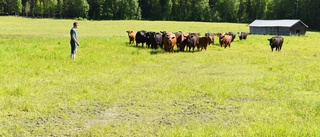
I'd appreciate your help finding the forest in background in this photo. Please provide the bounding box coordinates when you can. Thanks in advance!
[0,0,319,30]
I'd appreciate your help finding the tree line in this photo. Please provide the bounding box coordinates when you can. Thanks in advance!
[1,0,319,30]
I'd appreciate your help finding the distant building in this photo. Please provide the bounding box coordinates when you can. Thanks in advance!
[249,19,308,35]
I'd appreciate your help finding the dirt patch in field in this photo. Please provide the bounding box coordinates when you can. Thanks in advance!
[83,96,243,129]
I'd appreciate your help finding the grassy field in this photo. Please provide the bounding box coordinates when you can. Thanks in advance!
[1,16,320,136]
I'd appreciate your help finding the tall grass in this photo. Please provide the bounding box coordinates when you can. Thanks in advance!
[1,16,320,136]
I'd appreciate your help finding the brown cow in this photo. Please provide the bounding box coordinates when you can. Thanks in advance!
[238,32,248,40]
[126,30,136,44]
[219,34,232,48]
[205,33,214,45]
[163,32,177,53]
[179,39,188,52]
[176,32,189,51]
[198,36,211,51]
[174,31,182,49]
[214,32,223,37]
[218,33,226,46]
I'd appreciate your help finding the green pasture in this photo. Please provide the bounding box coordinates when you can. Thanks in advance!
[1,16,320,136]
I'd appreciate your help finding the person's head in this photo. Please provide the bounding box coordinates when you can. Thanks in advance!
[73,22,79,28]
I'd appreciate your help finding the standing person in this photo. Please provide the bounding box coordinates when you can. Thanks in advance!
[70,22,80,61]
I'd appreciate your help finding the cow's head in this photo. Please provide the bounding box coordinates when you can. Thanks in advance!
[187,35,193,43]
[219,34,225,41]
[205,33,213,37]
[167,34,175,40]
[126,30,133,34]
[268,37,276,46]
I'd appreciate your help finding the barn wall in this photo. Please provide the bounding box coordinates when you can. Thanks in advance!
[278,28,290,35]
[290,22,307,35]
[250,27,291,35]
[249,20,308,35]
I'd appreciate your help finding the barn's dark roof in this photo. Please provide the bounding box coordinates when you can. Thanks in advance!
[249,19,308,28]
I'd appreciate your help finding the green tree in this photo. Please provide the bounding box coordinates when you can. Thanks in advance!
[160,0,172,20]
[102,0,140,20]
[42,0,57,17]
[138,0,151,19]
[208,0,220,21]
[247,0,267,21]
[216,0,237,22]
[62,0,88,18]
[237,0,247,22]
[0,0,7,14]
[33,0,43,17]
[9,0,22,15]
[124,0,141,19]
[74,0,89,18]
[266,0,299,19]
[87,0,103,20]
[55,0,62,18]
[299,0,320,30]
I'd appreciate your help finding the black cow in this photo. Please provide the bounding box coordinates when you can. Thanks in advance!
[186,33,199,52]
[146,31,156,49]
[135,30,148,47]
[154,32,164,49]
[227,32,236,42]
[238,32,248,40]
[146,31,156,48]
[148,32,163,49]
[268,36,284,52]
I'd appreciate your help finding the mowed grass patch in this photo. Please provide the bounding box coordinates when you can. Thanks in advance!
[1,16,320,136]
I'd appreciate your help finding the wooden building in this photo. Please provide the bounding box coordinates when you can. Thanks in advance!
[249,19,308,35]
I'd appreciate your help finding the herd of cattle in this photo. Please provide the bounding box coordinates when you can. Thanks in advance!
[126,30,284,52]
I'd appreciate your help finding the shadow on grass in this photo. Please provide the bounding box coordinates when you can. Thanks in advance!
[150,49,165,55]
[125,42,210,55]
[126,43,148,49]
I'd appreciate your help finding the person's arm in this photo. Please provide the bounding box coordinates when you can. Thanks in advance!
[72,34,80,46]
